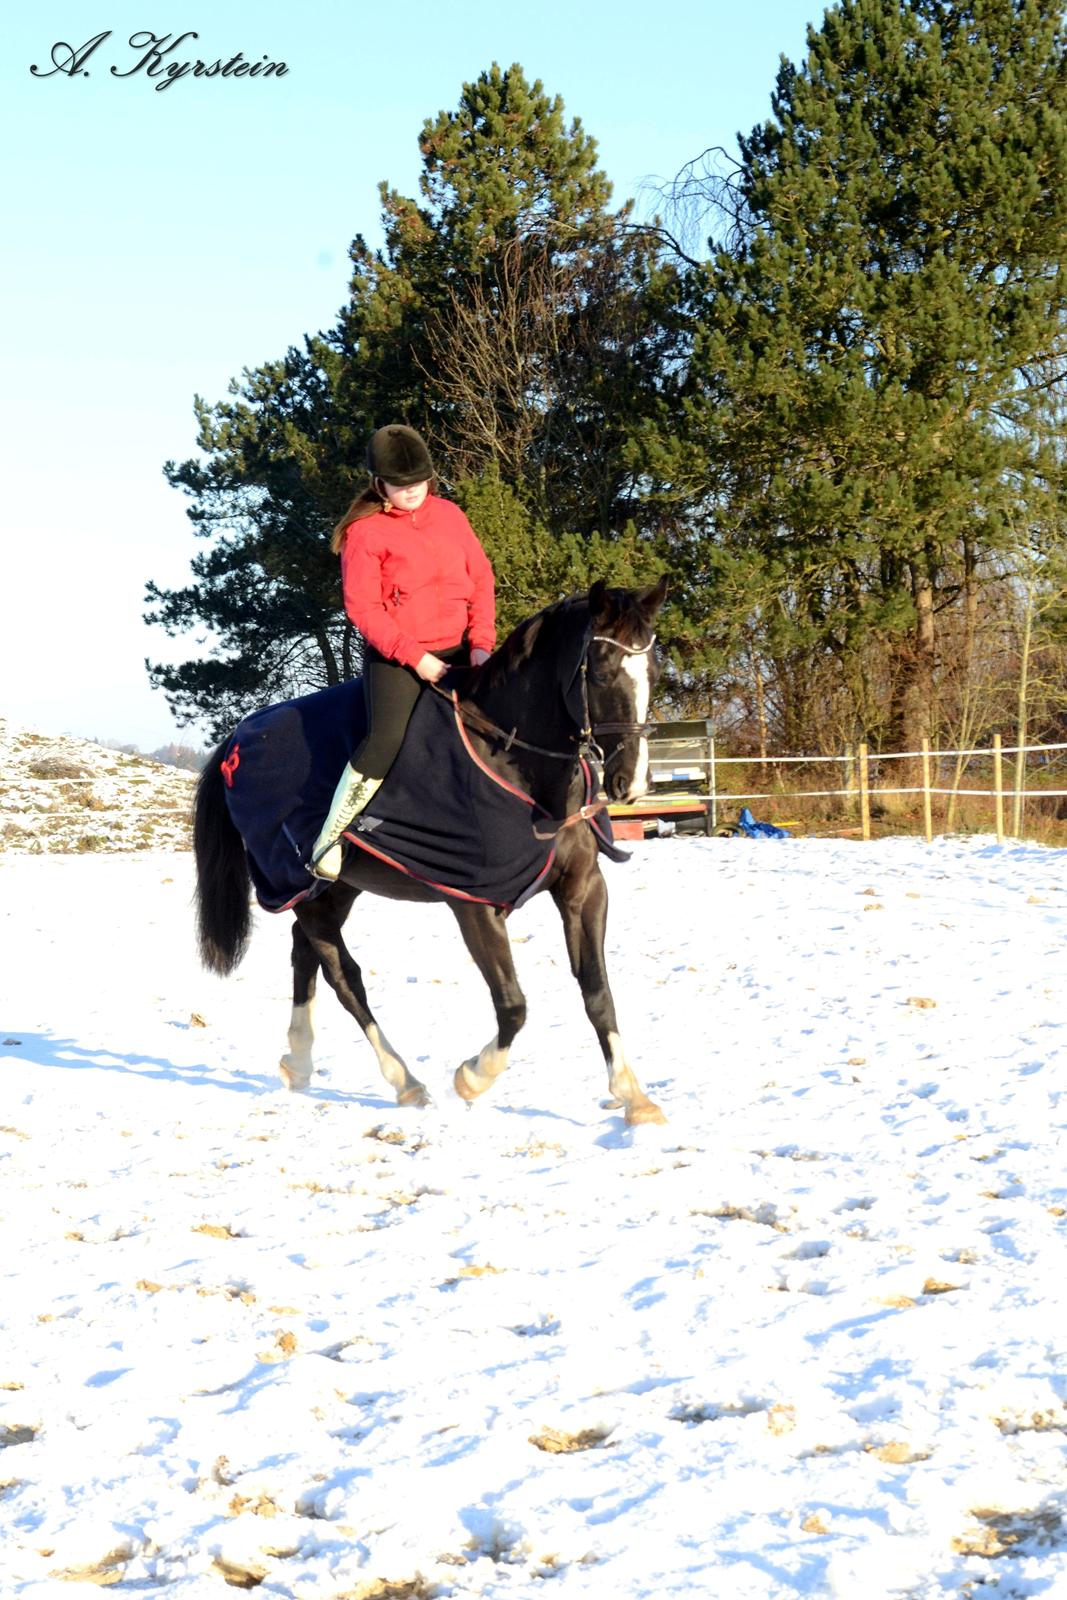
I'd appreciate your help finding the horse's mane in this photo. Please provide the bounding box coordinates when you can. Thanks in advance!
[481,594,589,690]
[474,583,658,697]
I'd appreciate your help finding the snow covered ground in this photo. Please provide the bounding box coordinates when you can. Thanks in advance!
[1,834,1066,1598]
[0,716,195,855]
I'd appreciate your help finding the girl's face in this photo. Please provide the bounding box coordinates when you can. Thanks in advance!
[382,479,430,512]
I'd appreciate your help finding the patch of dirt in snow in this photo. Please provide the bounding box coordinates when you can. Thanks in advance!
[953,1504,1065,1558]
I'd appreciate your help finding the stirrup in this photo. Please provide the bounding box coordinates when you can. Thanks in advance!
[309,841,346,881]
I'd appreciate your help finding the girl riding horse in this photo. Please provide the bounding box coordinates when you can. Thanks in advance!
[310,424,497,878]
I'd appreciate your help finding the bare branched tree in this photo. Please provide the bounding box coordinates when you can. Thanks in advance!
[422,224,679,533]
[637,145,750,262]
[422,235,579,489]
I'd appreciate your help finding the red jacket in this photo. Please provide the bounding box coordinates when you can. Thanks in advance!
[340,496,496,670]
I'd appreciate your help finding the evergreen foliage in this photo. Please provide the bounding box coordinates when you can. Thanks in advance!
[147,14,1067,762]
[146,63,676,732]
[452,466,663,638]
[644,0,1067,749]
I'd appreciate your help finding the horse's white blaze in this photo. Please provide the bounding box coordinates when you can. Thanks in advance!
[279,999,316,1089]
[621,652,651,800]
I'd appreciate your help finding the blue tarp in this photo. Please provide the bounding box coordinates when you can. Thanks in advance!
[736,806,790,839]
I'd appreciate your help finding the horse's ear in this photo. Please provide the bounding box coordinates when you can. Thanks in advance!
[587,579,611,626]
[638,574,669,620]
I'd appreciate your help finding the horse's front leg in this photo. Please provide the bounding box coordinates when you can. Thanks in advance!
[449,904,526,1104]
[550,843,665,1125]
[290,889,430,1108]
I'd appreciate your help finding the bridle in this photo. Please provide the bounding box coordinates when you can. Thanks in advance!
[432,630,657,770]
[580,633,657,759]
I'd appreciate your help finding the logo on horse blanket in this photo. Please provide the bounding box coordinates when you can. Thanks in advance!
[221,679,621,914]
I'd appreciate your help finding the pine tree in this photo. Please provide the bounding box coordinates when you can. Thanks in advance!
[649,0,1067,750]
[452,466,663,638]
[145,349,354,737]
[146,64,678,731]
[333,63,675,535]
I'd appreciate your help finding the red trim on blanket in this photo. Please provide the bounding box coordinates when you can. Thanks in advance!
[588,812,615,849]
[342,828,543,909]
[453,701,614,843]
[579,757,601,808]
[258,886,315,914]
[516,846,559,901]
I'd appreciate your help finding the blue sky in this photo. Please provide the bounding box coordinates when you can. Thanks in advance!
[3,1,826,749]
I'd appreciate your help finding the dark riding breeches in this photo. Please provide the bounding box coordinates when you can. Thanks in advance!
[351,641,468,781]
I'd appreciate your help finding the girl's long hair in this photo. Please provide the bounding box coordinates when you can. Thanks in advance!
[330,474,440,554]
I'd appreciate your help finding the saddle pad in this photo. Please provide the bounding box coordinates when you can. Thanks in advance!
[222,680,619,913]
[221,678,367,912]
[347,689,557,909]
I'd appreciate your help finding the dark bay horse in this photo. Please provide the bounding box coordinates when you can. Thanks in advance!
[192,578,668,1125]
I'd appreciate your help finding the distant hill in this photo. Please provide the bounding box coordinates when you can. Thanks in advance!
[0,716,197,854]
[149,742,207,772]
[94,738,207,771]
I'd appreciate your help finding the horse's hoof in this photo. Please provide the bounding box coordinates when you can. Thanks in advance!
[397,1083,431,1109]
[625,1098,667,1126]
[453,1063,483,1103]
[279,1057,311,1091]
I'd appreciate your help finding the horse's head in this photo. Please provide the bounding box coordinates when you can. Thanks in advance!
[579,576,668,803]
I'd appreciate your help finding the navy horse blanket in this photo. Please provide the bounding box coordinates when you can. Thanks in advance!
[220,678,621,913]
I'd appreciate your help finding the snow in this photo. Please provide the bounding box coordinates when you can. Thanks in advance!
[2,833,1066,1597]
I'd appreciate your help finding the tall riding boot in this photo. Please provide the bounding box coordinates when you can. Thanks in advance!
[308,766,383,880]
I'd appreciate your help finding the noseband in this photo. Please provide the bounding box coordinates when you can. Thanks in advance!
[578,633,656,764]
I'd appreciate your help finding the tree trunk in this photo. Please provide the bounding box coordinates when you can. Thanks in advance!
[315,627,340,687]
[754,658,768,776]
[341,619,357,681]
[890,555,937,785]
[1012,588,1033,837]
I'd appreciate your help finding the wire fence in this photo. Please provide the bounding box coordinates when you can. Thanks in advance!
[645,724,1067,841]
[8,736,1067,846]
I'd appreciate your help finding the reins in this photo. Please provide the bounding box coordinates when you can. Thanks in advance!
[426,684,578,761]
[430,631,657,767]
[426,625,657,845]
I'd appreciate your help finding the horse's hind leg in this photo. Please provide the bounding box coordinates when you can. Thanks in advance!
[449,904,526,1104]
[550,845,665,1126]
[279,918,319,1090]
[290,888,430,1108]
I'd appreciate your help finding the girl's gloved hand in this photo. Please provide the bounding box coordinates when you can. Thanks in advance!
[415,653,448,683]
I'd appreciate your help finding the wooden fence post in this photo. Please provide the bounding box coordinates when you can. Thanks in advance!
[708,733,717,835]
[993,732,1004,844]
[921,736,933,844]
[859,743,871,841]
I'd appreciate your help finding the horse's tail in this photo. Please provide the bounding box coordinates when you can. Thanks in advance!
[193,741,252,976]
